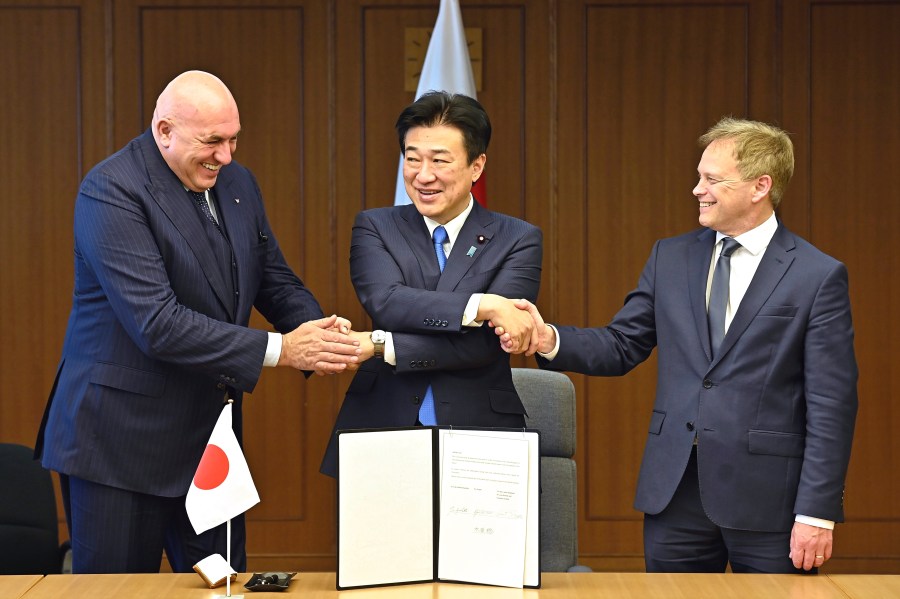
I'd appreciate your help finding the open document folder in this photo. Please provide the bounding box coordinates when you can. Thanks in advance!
[336,427,540,590]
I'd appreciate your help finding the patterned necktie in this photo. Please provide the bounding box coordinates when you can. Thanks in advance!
[708,237,741,359]
[419,226,449,426]
[189,189,220,229]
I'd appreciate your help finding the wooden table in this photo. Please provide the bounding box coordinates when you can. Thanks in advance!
[19,571,861,598]
[828,574,900,598]
[0,575,41,599]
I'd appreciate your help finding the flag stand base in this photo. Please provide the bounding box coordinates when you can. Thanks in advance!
[214,595,244,599]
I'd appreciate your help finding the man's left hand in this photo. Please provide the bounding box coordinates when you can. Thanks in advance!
[330,316,352,335]
[789,522,833,570]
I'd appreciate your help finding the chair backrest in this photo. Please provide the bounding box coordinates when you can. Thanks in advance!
[0,443,61,574]
[512,368,579,572]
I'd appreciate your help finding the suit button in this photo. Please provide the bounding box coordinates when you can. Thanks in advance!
[441,320,448,327]
[410,360,417,368]
[216,382,226,390]
[686,422,695,431]
[417,360,424,367]
[703,379,713,389]
[423,318,429,325]
[412,395,421,405]
[430,359,436,366]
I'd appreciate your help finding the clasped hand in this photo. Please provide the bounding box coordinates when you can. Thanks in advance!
[278,315,361,375]
[479,294,538,355]
[493,299,556,356]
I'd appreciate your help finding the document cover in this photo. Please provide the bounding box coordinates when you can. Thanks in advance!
[336,427,540,590]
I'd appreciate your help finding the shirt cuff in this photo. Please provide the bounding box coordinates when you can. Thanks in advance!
[795,515,835,530]
[264,332,282,367]
[463,293,485,327]
[537,324,561,360]
[384,332,396,366]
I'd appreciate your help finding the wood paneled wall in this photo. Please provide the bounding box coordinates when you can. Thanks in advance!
[1,0,896,574]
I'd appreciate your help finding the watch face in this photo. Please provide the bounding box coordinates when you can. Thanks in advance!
[371,330,386,343]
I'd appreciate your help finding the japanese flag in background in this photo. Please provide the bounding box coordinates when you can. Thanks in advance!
[394,0,486,206]
[186,403,260,535]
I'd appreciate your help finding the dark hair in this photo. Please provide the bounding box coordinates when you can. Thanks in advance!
[395,91,491,163]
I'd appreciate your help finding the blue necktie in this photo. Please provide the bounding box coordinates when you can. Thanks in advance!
[432,225,448,271]
[419,226,448,425]
[708,237,741,359]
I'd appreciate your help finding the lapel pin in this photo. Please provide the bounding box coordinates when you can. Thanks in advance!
[234,198,240,204]
[467,246,477,257]
[477,235,486,244]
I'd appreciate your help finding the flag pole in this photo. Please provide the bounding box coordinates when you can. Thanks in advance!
[226,517,232,597]
[222,398,241,598]
[226,396,233,599]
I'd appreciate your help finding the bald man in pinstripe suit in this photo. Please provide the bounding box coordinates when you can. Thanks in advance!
[35,71,360,574]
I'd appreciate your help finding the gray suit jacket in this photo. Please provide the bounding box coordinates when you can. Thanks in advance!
[320,202,542,476]
[540,223,858,531]
[36,130,323,497]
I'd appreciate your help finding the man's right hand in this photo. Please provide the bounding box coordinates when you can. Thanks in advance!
[344,331,375,370]
[478,294,537,354]
[495,299,556,356]
[278,315,361,374]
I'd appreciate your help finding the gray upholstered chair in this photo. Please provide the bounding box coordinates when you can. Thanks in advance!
[512,368,590,572]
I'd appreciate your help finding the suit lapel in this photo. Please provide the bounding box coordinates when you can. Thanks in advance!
[689,229,717,362]
[138,132,234,317]
[714,223,795,362]
[437,202,493,292]
[395,204,442,290]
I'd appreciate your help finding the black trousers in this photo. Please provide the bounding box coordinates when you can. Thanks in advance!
[60,474,246,574]
[643,447,811,574]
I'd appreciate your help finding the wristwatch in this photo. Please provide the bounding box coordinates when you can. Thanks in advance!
[370,330,386,360]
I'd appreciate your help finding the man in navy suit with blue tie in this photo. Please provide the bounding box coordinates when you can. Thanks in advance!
[320,91,542,477]
[504,118,858,573]
[35,71,361,573]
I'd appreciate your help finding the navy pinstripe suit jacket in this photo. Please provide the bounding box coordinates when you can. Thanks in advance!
[320,202,542,477]
[36,130,323,497]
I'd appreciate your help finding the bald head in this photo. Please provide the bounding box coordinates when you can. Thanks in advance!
[152,71,241,191]
[152,71,236,132]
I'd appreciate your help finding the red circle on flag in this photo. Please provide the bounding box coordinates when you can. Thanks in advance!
[194,444,230,490]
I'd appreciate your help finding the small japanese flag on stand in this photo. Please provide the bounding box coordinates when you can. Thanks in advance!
[186,400,259,597]
[186,401,260,534]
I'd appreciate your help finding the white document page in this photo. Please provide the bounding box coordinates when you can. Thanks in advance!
[437,431,530,588]
[522,431,540,587]
[337,429,435,588]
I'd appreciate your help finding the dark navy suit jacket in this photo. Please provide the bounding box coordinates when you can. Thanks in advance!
[320,202,542,476]
[539,223,858,531]
[36,130,323,497]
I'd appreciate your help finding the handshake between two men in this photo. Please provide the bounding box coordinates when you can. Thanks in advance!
[493,299,553,357]
[281,294,546,374]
